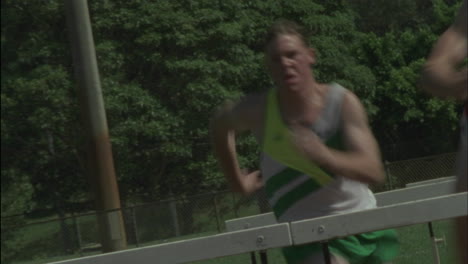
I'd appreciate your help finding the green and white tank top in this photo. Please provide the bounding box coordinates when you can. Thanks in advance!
[260,83,376,222]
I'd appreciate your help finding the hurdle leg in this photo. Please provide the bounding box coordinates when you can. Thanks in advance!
[321,241,332,264]
[259,250,268,264]
[428,222,441,264]
[250,252,257,264]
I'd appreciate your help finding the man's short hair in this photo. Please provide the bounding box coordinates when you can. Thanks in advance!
[265,19,309,49]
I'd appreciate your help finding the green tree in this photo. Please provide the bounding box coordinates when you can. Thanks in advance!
[350,0,463,159]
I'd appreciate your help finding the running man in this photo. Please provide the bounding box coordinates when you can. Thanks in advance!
[211,20,399,264]
[420,1,467,263]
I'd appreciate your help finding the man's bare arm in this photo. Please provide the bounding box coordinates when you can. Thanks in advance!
[289,92,385,184]
[210,96,264,195]
[326,92,385,184]
[420,0,467,100]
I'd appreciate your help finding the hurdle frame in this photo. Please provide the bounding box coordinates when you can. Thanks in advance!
[48,191,466,264]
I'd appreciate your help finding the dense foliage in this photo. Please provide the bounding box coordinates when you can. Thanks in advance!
[2,0,464,222]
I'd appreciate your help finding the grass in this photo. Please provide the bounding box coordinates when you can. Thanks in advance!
[191,248,287,264]
[12,221,69,263]
[393,220,458,264]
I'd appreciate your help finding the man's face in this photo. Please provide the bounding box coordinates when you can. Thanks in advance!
[266,34,315,91]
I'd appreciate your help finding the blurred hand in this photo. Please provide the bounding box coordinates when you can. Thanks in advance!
[240,169,263,194]
[287,123,331,167]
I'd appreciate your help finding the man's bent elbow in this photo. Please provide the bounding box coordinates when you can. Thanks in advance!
[369,168,386,185]
[232,184,254,196]
[359,164,385,185]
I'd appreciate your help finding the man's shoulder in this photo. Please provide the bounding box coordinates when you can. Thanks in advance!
[236,91,268,113]
[341,89,365,111]
[326,82,360,107]
[230,91,268,130]
[328,82,351,93]
[338,88,371,128]
[328,83,360,104]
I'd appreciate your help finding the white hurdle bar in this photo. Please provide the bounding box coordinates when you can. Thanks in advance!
[49,223,292,264]
[48,191,466,264]
[405,176,455,188]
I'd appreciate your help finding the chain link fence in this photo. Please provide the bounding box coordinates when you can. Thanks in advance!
[1,191,270,264]
[372,152,457,193]
[1,152,460,264]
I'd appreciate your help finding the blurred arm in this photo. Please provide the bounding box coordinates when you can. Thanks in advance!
[420,0,467,100]
[210,96,264,195]
[326,92,385,184]
[290,91,385,184]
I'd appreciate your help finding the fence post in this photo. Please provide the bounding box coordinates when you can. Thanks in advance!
[131,207,140,247]
[232,193,239,218]
[213,193,221,233]
[58,211,73,254]
[169,197,181,237]
[384,160,394,190]
[73,213,83,255]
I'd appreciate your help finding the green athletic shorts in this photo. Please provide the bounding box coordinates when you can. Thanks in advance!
[282,229,399,264]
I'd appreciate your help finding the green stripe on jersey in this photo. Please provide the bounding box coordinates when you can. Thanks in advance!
[265,167,302,199]
[272,178,321,218]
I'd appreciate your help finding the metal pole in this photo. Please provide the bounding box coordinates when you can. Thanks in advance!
[321,242,332,264]
[259,250,268,264]
[384,161,394,190]
[428,222,441,264]
[64,0,127,252]
[73,213,83,256]
[168,189,181,237]
[250,252,257,264]
[131,207,139,247]
[213,193,221,233]
[232,193,239,218]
